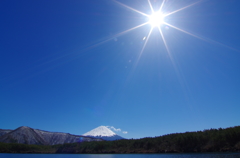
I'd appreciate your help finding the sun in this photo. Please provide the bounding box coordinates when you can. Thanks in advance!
[148,11,165,27]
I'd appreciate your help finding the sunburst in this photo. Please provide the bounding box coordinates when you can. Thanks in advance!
[112,0,202,61]
[86,0,237,59]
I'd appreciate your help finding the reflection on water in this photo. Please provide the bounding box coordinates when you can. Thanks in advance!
[1,153,240,158]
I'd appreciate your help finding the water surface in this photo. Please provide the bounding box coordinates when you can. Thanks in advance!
[1,153,240,158]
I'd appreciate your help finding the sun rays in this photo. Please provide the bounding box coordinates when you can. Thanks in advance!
[111,0,203,60]
[106,0,204,96]
[74,0,239,67]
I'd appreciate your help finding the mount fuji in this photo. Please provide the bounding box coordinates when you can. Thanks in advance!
[83,126,125,141]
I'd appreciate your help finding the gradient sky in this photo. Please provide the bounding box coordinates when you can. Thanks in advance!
[0,0,240,139]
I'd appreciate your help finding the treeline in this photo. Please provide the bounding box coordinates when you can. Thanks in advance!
[56,126,240,153]
[1,126,240,153]
[0,142,59,153]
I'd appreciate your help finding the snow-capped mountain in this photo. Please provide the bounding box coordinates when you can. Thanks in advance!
[83,126,125,141]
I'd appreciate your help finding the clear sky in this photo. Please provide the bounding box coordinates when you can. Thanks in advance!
[0,0,240,139]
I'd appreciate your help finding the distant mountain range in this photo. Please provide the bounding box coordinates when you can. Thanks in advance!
[83,126,125,141]
[0,126,102,145]
[0,126,125,145]
[1,126,240,154]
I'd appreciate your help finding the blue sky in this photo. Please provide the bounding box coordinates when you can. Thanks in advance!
[0,0,240,139]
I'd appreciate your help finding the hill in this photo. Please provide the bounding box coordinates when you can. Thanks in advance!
[0,126,102,145]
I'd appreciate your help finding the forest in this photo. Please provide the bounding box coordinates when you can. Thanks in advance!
[1,126,240,153]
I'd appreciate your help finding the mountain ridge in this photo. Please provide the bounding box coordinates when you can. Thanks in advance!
[0,126,102,145]
[0,129,12,137]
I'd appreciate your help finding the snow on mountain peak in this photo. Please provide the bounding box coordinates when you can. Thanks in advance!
[83,126,116,137]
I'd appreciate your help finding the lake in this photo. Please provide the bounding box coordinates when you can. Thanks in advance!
[0,153,240,158]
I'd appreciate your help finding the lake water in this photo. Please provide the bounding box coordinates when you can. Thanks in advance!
[0,153,240,158]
